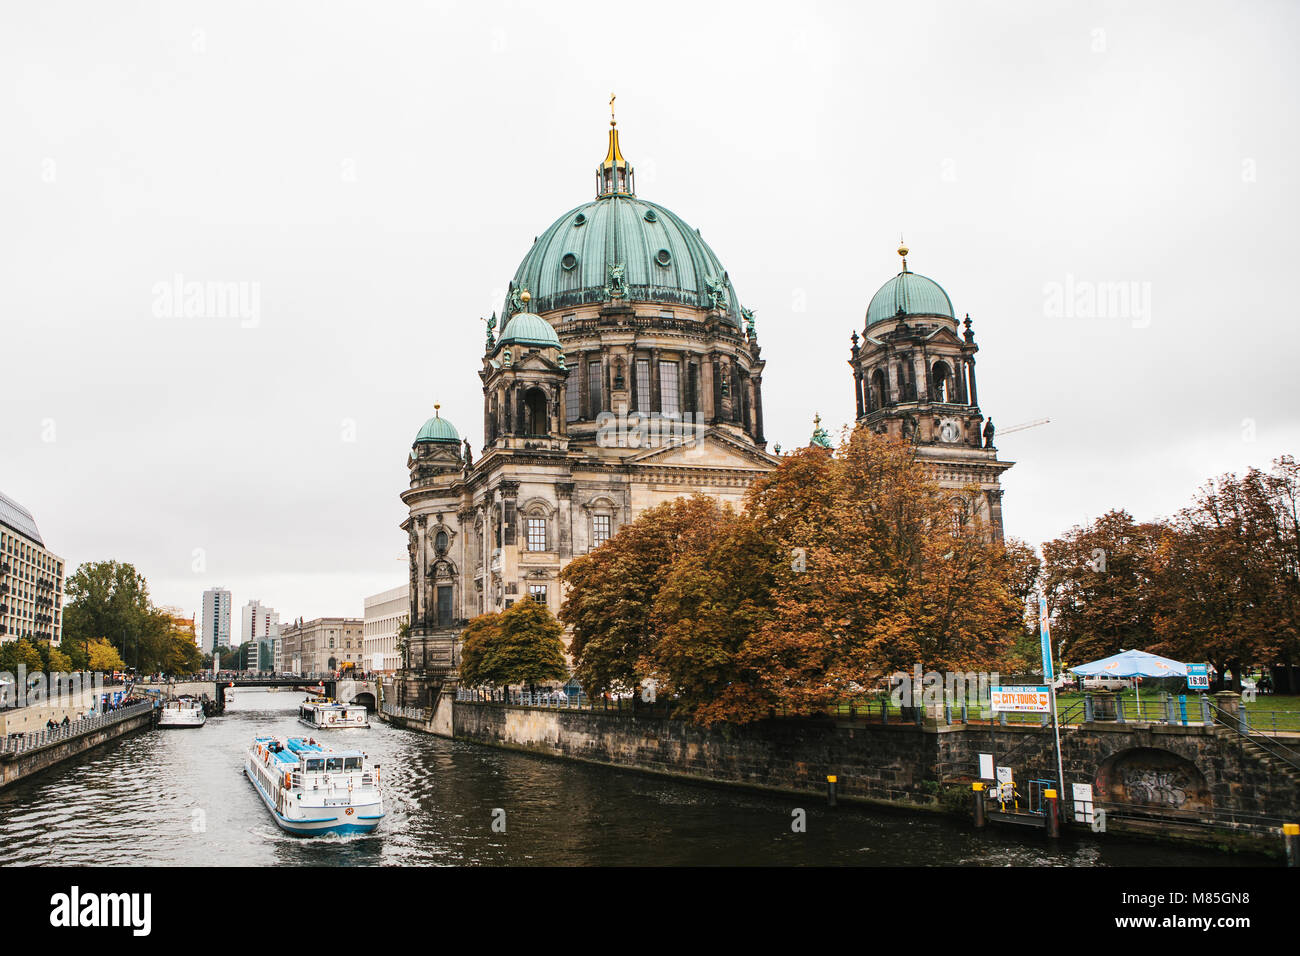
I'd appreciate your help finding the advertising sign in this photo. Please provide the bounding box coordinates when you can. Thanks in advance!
[990,686,1051,713]
[1038,593,1054,681]
[1187,663,1209,690]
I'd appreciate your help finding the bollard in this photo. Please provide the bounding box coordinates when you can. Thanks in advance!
[1045,789,1060,839]
[972,782,987,829]
[1285,823,1299,867]
[826,775,838,808]
[1178,694,1188,726]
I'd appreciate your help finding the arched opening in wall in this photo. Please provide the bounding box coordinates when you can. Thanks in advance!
[523,387,548,436]
[1095,747,1210,812]
[931,360,953,403]
[871,368,888,409]
[352,692,377,709]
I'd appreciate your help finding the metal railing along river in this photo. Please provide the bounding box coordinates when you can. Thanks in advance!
[0,700,157,756]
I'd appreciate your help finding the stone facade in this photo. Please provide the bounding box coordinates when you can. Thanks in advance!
[277,617,363,675]
[396,121,778,706]
[849,247,1013,539]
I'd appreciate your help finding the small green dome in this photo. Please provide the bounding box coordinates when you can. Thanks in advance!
[865,271,954,329]
[498,312,561,349]
[414,412,460,445]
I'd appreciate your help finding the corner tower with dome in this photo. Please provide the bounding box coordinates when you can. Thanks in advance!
[396,107,777,711]
[848,243,1013,539]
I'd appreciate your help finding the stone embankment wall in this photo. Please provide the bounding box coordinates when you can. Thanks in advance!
[444,701,1300,850]
[0,705,156,790]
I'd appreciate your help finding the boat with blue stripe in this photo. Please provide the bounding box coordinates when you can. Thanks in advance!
[244,735,384,836]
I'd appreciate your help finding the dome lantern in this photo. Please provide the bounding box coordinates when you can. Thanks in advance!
[596,92,635,198]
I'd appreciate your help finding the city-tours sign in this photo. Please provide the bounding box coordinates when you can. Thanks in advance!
[990,686,1051,713]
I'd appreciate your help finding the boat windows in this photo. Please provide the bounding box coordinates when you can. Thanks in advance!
[305,758,324,772]
[344,757,362,771]
[325,757,345,772]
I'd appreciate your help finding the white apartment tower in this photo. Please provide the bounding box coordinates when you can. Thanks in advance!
[201,587,232,652]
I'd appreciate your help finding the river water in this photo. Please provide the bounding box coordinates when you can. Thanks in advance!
[0,689,1267,866]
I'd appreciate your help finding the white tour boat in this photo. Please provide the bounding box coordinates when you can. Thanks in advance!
[299,696,369,730]
[244,736,384,836]
[157,696,206,728]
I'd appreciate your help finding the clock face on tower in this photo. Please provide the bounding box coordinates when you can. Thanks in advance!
[939,418,962,443]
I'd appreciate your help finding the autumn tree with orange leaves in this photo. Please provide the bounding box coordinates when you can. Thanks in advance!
[561,428,1029,724]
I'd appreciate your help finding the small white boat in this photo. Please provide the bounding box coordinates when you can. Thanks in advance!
[158,696,206,728]
[244,736,384,836]
[299,696,369,730]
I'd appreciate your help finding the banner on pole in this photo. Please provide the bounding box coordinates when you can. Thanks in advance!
[1187,663,1209,690]
[990,686,1051,713]
[1038,593,1054,681]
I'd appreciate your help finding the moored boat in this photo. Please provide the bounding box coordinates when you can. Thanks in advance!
[243,736,383,836]
[158,696,206,728]
[298,696,369,730]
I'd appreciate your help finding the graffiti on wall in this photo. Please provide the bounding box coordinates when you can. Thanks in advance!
[1096,747,1209,811]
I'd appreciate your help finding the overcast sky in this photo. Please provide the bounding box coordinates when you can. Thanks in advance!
[3,0,1297,630]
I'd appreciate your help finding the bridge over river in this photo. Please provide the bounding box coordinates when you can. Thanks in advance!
[159,677,378,714]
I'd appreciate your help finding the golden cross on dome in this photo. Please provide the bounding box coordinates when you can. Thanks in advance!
[610,92,616,127]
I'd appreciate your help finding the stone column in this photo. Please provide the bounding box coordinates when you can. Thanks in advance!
[557,482,574,560]
[966,357,979,408]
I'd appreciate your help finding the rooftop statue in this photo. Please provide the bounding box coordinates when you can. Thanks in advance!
[810,414,833,449]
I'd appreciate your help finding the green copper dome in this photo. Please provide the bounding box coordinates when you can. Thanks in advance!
[509,195,743,327]
[865,271,954,329]
[414,411,460,445]
[498,311,561,349]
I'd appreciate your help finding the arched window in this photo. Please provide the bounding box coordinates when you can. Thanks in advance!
[931,361,953,403]
[871,368,888,409]
[523,387,548,436]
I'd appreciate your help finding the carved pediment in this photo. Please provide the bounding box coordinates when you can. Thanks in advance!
[624,429,779,470]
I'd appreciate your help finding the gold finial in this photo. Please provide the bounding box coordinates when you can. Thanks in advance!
[898,237,909,273]
[603,95,626,169]
[520,289,531,305]
[434,403,441,417]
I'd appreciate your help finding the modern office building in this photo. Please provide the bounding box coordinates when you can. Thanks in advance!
[0,491,65,646]
[201,587,232,653]
[363,584,408,675]
[277,617,363,675]
[240,599,280,673]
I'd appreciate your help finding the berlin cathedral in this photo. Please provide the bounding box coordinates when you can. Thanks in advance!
[395,106,1012,711]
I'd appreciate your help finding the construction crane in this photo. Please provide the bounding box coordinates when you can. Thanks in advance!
[998,417,1051,436]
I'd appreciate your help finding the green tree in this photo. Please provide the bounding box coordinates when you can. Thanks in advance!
[61,560,153,667]
[0,639,44,674]
[460,601,567,689]
[44,646,74,673]
[86,638,125,672]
